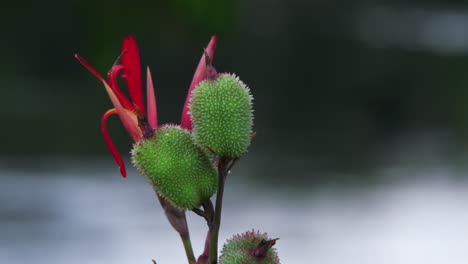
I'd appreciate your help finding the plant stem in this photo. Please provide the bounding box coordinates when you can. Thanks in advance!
[197,231,211,264]
[156,191,195,264]
[209,158,229,264]
[181,235,196,264]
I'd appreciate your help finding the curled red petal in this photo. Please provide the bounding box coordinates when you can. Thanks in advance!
[121,36,144,114]
[102,79,142,142]
[181,36,217,130]
[101,109,127,178]
[146,67,158,129]
[107,65,134,111]
[75,54,105,82]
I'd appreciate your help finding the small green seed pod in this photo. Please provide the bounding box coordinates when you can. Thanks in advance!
[189,73,254,158]
[220,230,280,264]
[131,125,217,210]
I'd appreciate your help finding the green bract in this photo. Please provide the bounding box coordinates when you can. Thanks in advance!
[220,230,280,264]
[131,125,217,210]
[189,73,253,158]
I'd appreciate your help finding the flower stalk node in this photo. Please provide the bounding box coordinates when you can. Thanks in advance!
[137,111,154,138]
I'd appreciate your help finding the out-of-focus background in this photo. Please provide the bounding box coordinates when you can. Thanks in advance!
[2,1,468,263]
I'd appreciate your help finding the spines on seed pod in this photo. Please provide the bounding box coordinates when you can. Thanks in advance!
[219,230,280,264]
[131,125,217,210]
[189,73,254,158]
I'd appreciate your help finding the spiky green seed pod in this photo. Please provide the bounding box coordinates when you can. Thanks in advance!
[190,73,253,158]
[131,125,217,210]
[219,230,280,264]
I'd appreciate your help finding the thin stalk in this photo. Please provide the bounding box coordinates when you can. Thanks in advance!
[181,236,196,264]
[209,158,229,264]
[156,191,195,264]
[197,231,211,264]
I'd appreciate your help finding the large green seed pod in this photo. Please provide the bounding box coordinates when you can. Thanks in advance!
[189,73,253,158]
[131,125,217,210]
[220,230,280,264]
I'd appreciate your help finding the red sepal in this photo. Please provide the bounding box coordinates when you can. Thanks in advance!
[181,36,217,130]
[121,36,144,114]
[146,67,158,129]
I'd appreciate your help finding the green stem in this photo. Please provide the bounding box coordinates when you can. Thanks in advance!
[181,235,196,264]
[155,191,195,264]
[209,158,229,264]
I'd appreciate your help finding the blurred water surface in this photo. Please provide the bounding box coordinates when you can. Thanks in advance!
[1,159,468,264]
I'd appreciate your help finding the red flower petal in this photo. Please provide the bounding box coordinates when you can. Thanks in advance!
[75,54,105,82]
[146,67,158,129]
[107,65,135,111]
[181,36,217,130]
[121,36,144,114]
[101,109,127,178]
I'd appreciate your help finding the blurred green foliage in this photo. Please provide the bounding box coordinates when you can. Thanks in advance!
[2,0,468,176]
